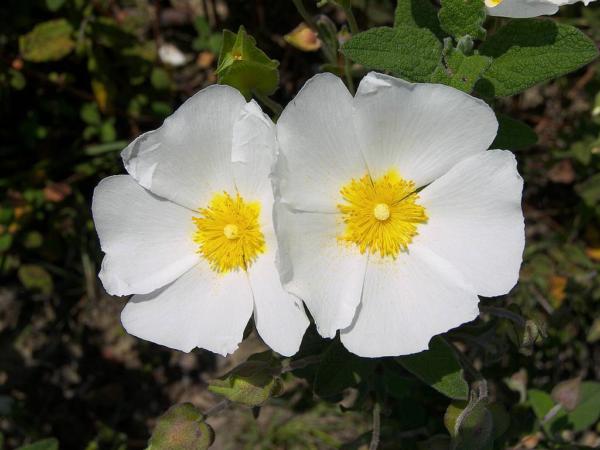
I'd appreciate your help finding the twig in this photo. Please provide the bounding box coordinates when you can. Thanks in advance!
[480,305,527,327]
[343,5,360,34]
[369,401,381,450]
[292,0,317,29]
[204,399,231,417]
[281,355,321,373]
[344,56,355,95]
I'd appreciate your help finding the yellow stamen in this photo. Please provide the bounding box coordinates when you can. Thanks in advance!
[193,192,265,273]
[338,170,428,258]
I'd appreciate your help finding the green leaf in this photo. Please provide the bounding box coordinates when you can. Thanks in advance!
[576,173,600,206]
[150,67,172,91]
[491,114,538,150]
[46,0,66,11]
[438,0,486,40]
[216,26,279,99]
[208,352,283,407]
[313,339,375,398]
[528,389,568,433]
[0,234,13,253]
[477,19,599,97]
[19,19,75,62]
[16,438,59,450]
[149,403,214,450]
[394,0,444,40]
[18,264,53,295]
[341,27,442,82]
[431,47,491,92]
[396,336,468,400]
[453,399,494,450]
[84,140,128,156]
[568,382,600,431]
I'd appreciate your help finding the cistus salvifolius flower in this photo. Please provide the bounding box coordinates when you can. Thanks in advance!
[273,72,525,358]
[485,0,596,18]
[92,85,308,357]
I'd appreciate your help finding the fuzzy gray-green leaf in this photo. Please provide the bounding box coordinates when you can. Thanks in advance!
[477,19,599,97]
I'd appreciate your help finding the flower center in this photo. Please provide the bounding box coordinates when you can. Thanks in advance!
[223,224,240,240]
[193,192,265,273]
[338,169,428,258]
[373,203,390,221]
[484,0,503,6]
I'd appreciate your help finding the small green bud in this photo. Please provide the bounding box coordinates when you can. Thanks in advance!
[149,403,214,450]
[208,351,283,407]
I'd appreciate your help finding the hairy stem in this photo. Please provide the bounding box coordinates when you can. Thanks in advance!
[369,401,381,450]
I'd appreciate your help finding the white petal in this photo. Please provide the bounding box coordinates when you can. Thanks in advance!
[248,234,309,356]
[487,0,559,17]
[274,204,368,338]
[121,263,253,355]
[416,150,525,297]
[353,72,498,187]
[121,85,246,210]
[276,73,366,213]
[92,175,199,296]
[341,245,480,358]
[232,100,278,202]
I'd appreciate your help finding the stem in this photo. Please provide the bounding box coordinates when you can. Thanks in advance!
[281,355,322,373]
[344,56,355,95]
[343,5,360,34]
[442,336,483,381]
[292,0,317,29]
[480,305,527,327]
[253,91,283,118]
[369,401,381,450]
[204,399,231,417]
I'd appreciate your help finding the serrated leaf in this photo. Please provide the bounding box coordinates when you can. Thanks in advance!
[491,114,538,150]
[149,403,214,450]
[217,26,279,99]
[16,438,59,450]
[396,336,468,400]
[438,0,486,40]
[394,0,444,40]
[313,340,375,398]
[341,26,442,82]
[477,19,599,97]
[208,352,283,407]
[431,47,491,92]
[19,19,75,62]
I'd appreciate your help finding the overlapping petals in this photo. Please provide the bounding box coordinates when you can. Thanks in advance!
[273,72,525,357]
[486,0,596,18]
[93,85,308,357]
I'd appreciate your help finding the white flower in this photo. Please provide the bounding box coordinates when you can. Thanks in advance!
[92,85,309,357]
[158,43,187,67]
[485,0,596,18]
[273,72,525,358]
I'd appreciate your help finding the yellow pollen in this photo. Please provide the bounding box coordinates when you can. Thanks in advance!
[485,0,503,6]
[223,224,240,240]
[373,203,390,221]
[338,170,428,258]
[193,192,265,273]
